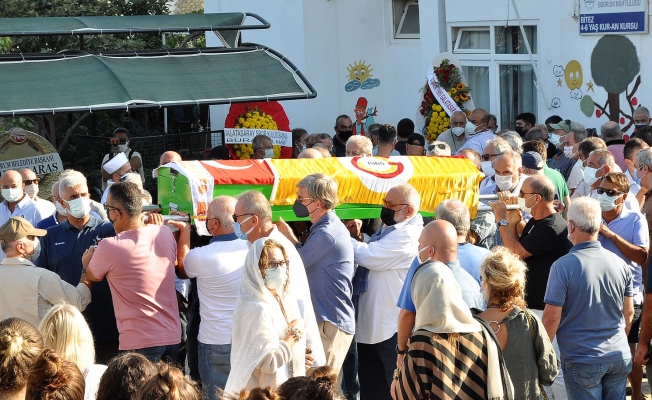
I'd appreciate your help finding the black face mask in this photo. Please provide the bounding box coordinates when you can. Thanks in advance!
[293,199,313,218]
[338,130,353,141]
[380,206,397,226]
[514,126,525,136]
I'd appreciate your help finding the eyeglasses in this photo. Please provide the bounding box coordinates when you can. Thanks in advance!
[232,213,252,222]
[296,196,314,204]
[481,153,500,161]
[266,260,288,270]
[427,143,447,152]
[382,200,408,209]
[103,203,122,215]
[596,187,624,197]
[23,179,39,185]
[519,191,538,197]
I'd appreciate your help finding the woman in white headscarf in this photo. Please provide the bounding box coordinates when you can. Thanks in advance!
[224,237,314,398]
[391,260,514,400]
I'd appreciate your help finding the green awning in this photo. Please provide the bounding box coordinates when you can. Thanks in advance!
[0,13,269,48]
[0,46,316,116]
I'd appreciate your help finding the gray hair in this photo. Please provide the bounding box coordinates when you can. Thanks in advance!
[436,199,470,236]
[494,149,522,169]
[497,131,523,154]
[207,195,237,229]
[568,128,587,143]
[51,182,58,196]
[600,122,622,141]
[390,183,420,210]
[252,134,271,151]
[528,175,555,202]
[486,137,512,155]
[346,135,373,156]
[523,125,548,142]
[589,149,616,169]
[1,236,31,255]
[236,190,272,222]
[634,106,650,119]
[567,196,602,234]
[58,170,87,196]
[637,147,652,170]
[120,173,143,189]
[297,173,338,209]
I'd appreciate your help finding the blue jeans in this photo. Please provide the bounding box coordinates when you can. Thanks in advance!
[562,359,632,400]
[198,342,231,400]
[132,343,181,364]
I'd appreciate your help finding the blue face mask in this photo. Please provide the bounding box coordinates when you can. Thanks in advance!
[233,215,254,241]
[635,168,647,185]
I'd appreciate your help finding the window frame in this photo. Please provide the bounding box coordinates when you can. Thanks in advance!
[453,27,491,54]
[394,1,420,39]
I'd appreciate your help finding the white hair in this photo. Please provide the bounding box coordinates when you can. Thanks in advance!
[486,137,512,154]
[589,149,616,169]
[391,183,420,210]
[345,135,373,156]
[120,172,143,189]
[58,170,87,194]
[498,131,523,153]
[567,196,602,234]
[426,141,451,156]
[493,149,522,169]
[637,148,652,170]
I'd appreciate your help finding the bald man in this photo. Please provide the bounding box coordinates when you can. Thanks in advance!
[394,220,483,369]
[456,108,496,155]
[311,143,332,158]
[298,148,323,159]
[160,151,182,166]
[18,168,55,217]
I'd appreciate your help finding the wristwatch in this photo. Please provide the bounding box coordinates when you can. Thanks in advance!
[393,368,400,380]
[498,218,509,226]
[396,345,407,355]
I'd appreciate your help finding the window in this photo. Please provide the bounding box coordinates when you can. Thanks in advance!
[393,1,420,39]
[454,29,490,53]
[452,24,538,130]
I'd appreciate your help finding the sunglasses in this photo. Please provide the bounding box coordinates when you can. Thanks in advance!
[481,153,500,161]
[24,179,39,185]
[427,143,446,152]
[103,203,122,214]
[596,187,624,197]
[232,213,252,222]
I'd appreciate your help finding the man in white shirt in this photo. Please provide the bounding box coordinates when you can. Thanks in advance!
[100,152,132,204]
[0,216,92,326]
[563,129,588,196]
[456,108,496,155]
[169,196,249,400]
[349,183,423,400]
[479,137,512,194]
[18,168,55,217]
[437,110,467,154]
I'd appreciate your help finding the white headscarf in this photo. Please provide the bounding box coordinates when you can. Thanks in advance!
[224,237,306,397]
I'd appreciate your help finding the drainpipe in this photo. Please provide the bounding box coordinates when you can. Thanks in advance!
[510,0,551,110]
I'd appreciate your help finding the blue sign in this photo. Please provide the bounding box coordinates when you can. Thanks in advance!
[579,0,648,35]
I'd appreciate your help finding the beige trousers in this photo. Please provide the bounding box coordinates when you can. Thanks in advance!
[309,321,353,387]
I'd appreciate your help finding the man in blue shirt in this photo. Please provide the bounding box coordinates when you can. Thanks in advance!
[276,173,355,382]
[595,172,649,400]
[543,197,634,400]
[395,220,483,371]
[436,199,489,284]
[34,170,117,363]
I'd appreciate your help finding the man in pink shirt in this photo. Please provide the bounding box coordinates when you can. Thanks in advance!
[602,121,627,172]
[82,181,181,362]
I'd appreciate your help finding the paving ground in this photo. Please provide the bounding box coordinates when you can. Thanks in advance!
[627,376,651,399]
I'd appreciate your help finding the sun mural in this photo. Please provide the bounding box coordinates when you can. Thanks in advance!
[345,60,381,92]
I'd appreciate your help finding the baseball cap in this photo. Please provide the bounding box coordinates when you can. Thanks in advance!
[407,133,426,147]
[522,151,544,170]
[0,217,46,243]
[549,119,581,132]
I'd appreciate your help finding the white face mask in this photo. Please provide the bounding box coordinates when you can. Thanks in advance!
[465,120,479,136]
[2,188,23,202]
[597,192,621,212]
[55,201,68,216]
[451,127,465,137]
[481,161,495,177]
[117,144,128,153]
[518,195,536,214]
[548,134,562,147]
[417,245,432,265]
[494,174,514,191]
[264,148,274,159]
[264,266,287,290]
[28,238,41,262]
[25,184,38,198]
[563,146,574,158]
[583,165,603,186]
[63,197,91,219]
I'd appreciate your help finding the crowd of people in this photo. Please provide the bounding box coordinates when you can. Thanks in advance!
[1,107,652,400]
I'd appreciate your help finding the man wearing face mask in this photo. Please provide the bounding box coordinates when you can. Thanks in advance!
[166,196,249,399]
[232,190,326,366]
[348,184,423,400]
[292,128,308,158]
[601,121,627,172]
[437,111,468,153]
[275,173,355,385]
[547,121,583,181]
[633,106,651,133]
[36,182,69,229]
[17,168,55,217]
[252,134,275,160]
[0,217,93,327]
[624,138,649,195]
[34,170,118,364]
[515,112,535,138]
[100,152,132,205]
[456,108,495,155]
[596,172,649,400]
[478,137,512,195]
[394,220,483,387]
[332,115,354,157]
[101,127,144,191]
[573,147,613,199]
[563,128,588,195]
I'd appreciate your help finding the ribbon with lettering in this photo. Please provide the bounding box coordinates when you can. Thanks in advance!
[427,68,462,118]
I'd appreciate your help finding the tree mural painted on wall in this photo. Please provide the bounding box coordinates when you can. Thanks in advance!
[583,35,641,131]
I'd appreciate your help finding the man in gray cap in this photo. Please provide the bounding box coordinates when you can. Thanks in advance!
[0,217,92,326]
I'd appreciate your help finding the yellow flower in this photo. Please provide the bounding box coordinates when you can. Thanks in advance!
[435,105,442,112]
[439,111,446,117]
[243,121,250,128]
[454,96,460,102]
[450,88,457,95]
[456,83,465,90]
[246,113,252,118]
[235,150,242,157]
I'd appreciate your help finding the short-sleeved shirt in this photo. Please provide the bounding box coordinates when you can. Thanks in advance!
[34,216,117,341]
[397,259,484,312]
[88,224,181,350]
[184,233,249,345]
[543,166,569,200]
[457,243,490,284]
[394,140,408,155]
[598,207,649,304]
[519,212,573,310]
[296,211,355,334]
[545,241,632,364]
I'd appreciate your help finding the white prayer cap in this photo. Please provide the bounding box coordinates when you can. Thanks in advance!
[103,152,129,174]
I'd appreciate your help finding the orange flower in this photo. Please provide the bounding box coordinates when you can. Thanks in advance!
[456,83,465,90]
